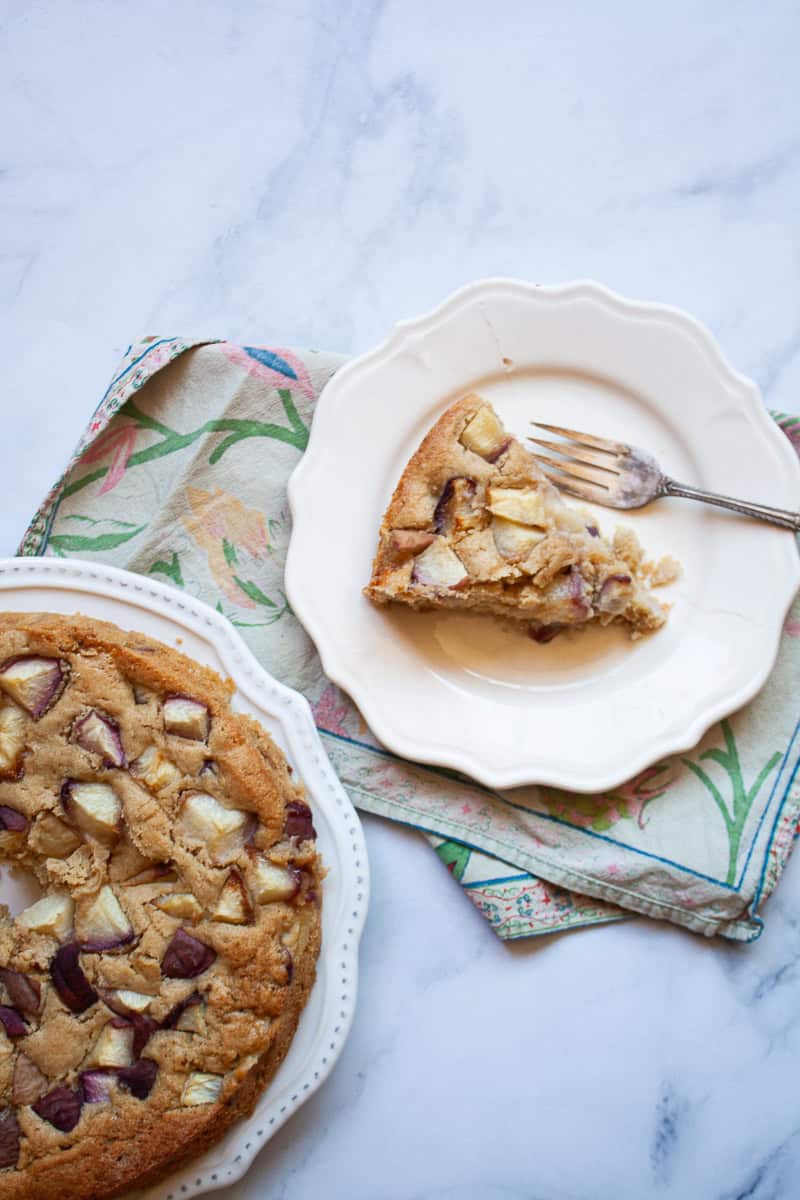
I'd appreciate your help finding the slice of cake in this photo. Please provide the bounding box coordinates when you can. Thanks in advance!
[364,394,667,640]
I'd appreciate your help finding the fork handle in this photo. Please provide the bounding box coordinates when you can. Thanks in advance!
[663,478,800,532]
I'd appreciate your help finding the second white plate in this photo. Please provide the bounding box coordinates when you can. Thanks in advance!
[286,279,800,792]
[0,557,369,1200]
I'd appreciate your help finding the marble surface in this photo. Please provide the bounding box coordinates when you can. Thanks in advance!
[2,2,800,1197]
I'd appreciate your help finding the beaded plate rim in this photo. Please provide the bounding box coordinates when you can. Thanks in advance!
[0,556,370,1200]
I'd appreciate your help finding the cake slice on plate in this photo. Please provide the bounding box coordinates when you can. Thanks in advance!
[364,394,668,640]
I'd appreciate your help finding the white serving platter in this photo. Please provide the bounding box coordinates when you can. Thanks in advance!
[0,556,369,1199]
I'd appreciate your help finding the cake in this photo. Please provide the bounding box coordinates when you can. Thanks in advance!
[365,394,669,639]
[0,612,322,1200]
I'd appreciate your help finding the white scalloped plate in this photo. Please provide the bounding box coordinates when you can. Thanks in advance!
[0,557,369,1200]
[286,279,800,792]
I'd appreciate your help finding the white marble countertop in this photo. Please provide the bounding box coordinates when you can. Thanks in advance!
[3,3,800,1197]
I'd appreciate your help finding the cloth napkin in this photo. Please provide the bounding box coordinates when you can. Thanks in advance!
[18,336,800,942]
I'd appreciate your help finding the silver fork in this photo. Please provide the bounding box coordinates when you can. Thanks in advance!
[528,422,800,532]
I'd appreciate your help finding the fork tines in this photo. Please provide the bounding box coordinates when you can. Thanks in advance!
[528,421,630,503]
[530,421,631,456]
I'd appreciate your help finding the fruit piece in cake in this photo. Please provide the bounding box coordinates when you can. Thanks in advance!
[101,988,153,1017]
[0,657,67,719]
[76,887,135,952]
[130,745,182,792]
[0,968,41,1018]
[33,1085,83,1131]
[249,856,301,903]
[177,792,251,865]
[18,893,74,941]
[130,1015,158,1058]
[0,705,26,780]
[163,695,210,741]
[80,1070,116,1104]
[283,800,316,842]
[29,812,82,859]
[61,781,123,843]
[180,1072,223,1106]
[50,942,97,1012]
[411,539,469,589]
[162,992,206,1034]
[364,394,667,639]
[0,806,27,833]
[458,405,510,459]
[0,1007,27,1037]
[122,860,176,886]
[117,1059,158,1100]
[71,710,127,768]
[161,929,216,978]
[154,892,204,921]
[88,1021,135,1068]
[212,870,253,925]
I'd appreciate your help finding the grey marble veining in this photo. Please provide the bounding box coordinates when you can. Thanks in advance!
[1,2,800,1197]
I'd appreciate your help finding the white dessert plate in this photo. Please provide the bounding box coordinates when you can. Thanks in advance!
[286,279,800,792]
[0,557,369,1200]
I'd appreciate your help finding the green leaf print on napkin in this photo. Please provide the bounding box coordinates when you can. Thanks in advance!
[48,516,147,557]
[63,392,308,502]
[182,486,289,625]
[435,839,473,882]
[214,599,290,629]
[147,552,185,588]
[232,576,277,608]
[682,721,782,885]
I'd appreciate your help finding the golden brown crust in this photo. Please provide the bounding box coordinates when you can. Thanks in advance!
[364,395,668,637]
[101,909,322,1200]
[0,614,323,1200]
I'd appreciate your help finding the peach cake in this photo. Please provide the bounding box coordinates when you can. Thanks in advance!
[0,613,322,1200]
[365,395,670,640]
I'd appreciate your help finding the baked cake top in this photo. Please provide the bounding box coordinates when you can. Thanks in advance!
[365,394,669,639]
[0,612,322,1200]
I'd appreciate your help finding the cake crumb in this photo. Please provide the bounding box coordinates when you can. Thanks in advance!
[612,527,644,572]
[648,555,682,588]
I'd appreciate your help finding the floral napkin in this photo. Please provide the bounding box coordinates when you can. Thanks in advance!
[18,337,800,942]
